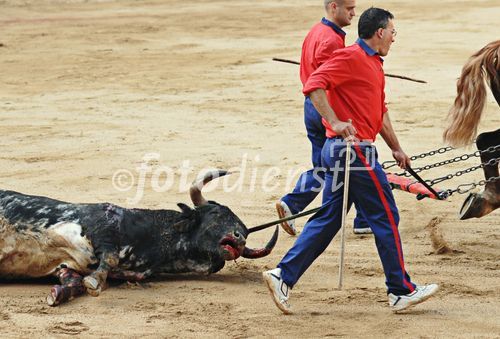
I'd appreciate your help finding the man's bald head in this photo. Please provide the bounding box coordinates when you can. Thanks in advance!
[324,0,343,11]
[324,0,356,28]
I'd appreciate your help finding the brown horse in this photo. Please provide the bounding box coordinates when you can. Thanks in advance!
[443,40,500,219]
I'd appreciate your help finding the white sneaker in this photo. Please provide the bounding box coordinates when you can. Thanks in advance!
[276,201,297,236]
[388,284,439,312]
[262,268,292,314]
[353,227,373,234]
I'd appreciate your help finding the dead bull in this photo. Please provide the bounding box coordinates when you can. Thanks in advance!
[0,170,278,306]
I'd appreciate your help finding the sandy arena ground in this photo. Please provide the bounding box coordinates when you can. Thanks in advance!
[0,0,499,337]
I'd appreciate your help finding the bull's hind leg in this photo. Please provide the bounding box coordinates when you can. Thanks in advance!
[47,267,85,306]
[83,251,119,297]
[460,129,500,219]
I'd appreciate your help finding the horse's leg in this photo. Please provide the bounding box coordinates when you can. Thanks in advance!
[477,130,500,207]
[460,129,500,219]
[478,129,500,183]
[490,70,500,106]
[47,267,86,306]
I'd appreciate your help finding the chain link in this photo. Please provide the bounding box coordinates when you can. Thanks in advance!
[428,157,500,186]
[444,175,500,196]
[381,145,455,170]
[382,143,500,198]
[395,150,480,177]
[386,144,500,178]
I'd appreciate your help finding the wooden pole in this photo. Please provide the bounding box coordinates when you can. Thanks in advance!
[272,58,427,84]
[338,140,352,290]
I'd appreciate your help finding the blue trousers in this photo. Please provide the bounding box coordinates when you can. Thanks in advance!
[278,139,416,295]
[281,97,369,229]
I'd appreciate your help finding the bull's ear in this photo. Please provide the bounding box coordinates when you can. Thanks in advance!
[177,203,193,214]
[173,203,199,233]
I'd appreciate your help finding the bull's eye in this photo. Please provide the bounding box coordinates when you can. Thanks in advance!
[234,230,240,238]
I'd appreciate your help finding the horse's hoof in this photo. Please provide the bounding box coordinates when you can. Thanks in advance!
[47,285,63,306]
[459,192,498,219]
[83,276,101,297]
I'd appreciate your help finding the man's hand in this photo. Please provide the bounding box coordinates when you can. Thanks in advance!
[331,120,358,142]
[392,150,411,170]
[309,90,358,141]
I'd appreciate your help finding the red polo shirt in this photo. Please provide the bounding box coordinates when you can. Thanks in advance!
[303,39,388,142]
[300,18,346,86]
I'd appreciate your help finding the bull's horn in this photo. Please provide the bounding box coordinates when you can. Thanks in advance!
[242,226,279,259]
[190,170,230,206]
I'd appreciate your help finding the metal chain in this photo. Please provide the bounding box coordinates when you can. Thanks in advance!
[381,142,499,198]
[381,145,455,170]
[396,150,480,177]
[381,139,494,170]
[428,157,500,186]
[444,175,500,196]
[388,144,500,178]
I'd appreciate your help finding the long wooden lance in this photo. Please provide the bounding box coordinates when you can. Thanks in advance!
[272,57,427,84]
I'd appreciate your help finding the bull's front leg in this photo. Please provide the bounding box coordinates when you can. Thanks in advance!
[47,267,86,306]
[83,203,123,296]
[83,251,119,297]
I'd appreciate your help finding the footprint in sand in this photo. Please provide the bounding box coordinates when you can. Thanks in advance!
[48,321,89,335]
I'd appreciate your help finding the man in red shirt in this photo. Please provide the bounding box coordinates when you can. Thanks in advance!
[264,8,438,314]
[277,0,372,236]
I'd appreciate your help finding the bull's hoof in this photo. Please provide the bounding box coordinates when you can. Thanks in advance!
[47,285,63,307]
[459,192,499,220]
[83,276,102,297]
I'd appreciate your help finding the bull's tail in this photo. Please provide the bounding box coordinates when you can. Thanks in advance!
[443,40,500,147]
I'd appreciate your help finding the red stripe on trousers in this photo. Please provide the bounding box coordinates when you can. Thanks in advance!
[353,144,415,292]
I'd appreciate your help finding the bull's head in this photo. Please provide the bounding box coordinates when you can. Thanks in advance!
[187,170,278,266]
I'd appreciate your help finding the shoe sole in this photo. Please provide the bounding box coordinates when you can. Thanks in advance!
[275,203,297,236]
[392,285,440,313]
[353,228,373,235]
[262,272,292,315]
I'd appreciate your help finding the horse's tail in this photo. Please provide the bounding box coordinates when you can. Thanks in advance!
[443,40,500,147]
